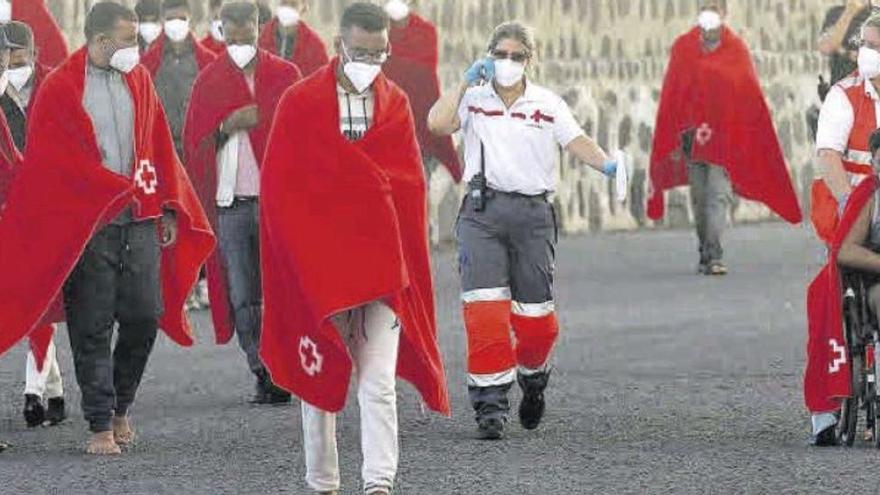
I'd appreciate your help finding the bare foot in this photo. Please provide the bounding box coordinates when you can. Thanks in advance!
[86,431,121,455]
[112,416,135,446]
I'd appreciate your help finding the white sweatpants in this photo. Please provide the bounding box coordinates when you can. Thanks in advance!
[24,338,63,399]
[428,165,454,246]
[302,301,401,494]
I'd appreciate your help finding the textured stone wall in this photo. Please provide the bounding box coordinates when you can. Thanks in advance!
[49,0,839,234]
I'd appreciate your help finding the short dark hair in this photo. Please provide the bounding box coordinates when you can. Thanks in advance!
[162,0,191,12]
[5,21,33,51]
[85,2,138,42]
[257,2,272,25]
[221,2,258,25]
[340,2,389,33]
[134,0,162,19]
[870,128,880,157]
[210,0,224,9]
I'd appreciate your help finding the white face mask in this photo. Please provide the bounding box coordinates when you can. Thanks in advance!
[210,20,224,42]
[277,6,300,27]
[139,22,162,45]
[227,44,257,69]
[493,58,525,87]
[860,46,880,80]
[385,0,410,22]
[0,72,9,96]
[164,19,190,43]
[0,1,11,24]
[697,10,722,31]
[344,62,381,94]
[110,45,141,74]
[6,65,32,91]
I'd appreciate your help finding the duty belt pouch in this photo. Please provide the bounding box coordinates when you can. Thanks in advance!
[469,141,488,212]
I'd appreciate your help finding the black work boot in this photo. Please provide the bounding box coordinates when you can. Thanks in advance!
[46,397,67,426]
[469,383,512,440]
[23,394,45,428]
[518,370,551,430]
[251,370,291,405]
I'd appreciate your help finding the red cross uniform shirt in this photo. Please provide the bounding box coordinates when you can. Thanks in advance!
[457,81,585,195]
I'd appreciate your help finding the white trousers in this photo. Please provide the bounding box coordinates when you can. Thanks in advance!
[24,338,63,399]
[302,301,401,494]
[428,165,454,246]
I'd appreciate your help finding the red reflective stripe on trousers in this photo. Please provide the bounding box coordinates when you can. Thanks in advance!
[511,312,559,370]
[463,300,515,375]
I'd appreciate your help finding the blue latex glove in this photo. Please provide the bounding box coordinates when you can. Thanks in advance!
[603,160,618,178]
[464,57,495,85]
[838,193,850,216]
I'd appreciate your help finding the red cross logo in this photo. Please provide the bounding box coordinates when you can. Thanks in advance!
[530,110,554,124]
[135,159,158,195]
[299,336,323,377]
[695,122,713,146]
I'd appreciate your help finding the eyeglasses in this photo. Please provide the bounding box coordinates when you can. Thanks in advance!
[342,41,390,65]
[490,50,529,63]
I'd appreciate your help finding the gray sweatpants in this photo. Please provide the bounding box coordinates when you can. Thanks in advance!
[688,162,732,263]
[217,199,265,377]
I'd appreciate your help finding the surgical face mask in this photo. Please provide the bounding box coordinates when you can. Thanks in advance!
[276,6,300,27]
[0,1,11,24]
[385,0,410,22]
[164,19,190,43]
[210,20,224,42]
[341,42,382,93]
[860,46,880,80]
[6,65,32,91]
[139,22,162,45]
[109,45,140,74]
[697,10,722,31]
[493,58,525,87]
[227,44,257,69]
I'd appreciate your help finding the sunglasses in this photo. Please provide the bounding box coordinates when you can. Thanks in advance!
[490,50,529,63]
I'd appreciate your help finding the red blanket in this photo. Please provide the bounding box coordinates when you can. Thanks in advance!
[384,14,462,181]
[259,60,450,415]
[200,35,225,55]
[183,49,301,345]
[0,111,18,204]
[141,33,217,77]
[0,48,215,356]
[648,26,802,224]
[805,175,879,413]
[13,0,68,68]
[258,19,328,77]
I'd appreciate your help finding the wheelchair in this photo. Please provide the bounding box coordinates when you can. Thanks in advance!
[835,271,880,447]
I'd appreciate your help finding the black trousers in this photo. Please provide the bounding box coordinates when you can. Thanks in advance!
[63,220,163,433]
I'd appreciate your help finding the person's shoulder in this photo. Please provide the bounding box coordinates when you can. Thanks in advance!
[835,72,864,92]
[525,82,565,105]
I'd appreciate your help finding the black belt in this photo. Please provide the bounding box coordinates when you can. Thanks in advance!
[219,196,259,209]
[468,184,549,201]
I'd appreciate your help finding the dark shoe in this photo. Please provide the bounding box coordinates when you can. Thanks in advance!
[476,417,505,440]
[265,383,292,404]
[0,441,8,452]
[46,397,67,426]
[23,394,45,428]
[810,426,839,447]
[250,372,291,405]
[518,370,550,430]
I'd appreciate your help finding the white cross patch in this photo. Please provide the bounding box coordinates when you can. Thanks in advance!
[828,338,847,374]
[695,122,713,146]
[134,159,158,195]
[299,336,324,377]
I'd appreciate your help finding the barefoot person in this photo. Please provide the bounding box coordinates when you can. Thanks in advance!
[184,1,301,403]
[257,0,328,77]
[260,4,450,492]
[0,2,213,455]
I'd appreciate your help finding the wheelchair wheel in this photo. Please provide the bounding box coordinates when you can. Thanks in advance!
[837,353,862,447]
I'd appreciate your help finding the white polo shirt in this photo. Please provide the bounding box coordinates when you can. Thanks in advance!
[457,81,585,195]
[816,76,880,155]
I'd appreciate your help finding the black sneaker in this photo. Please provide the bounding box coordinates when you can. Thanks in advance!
[250,372,291,405]
[46,397,66,426]
[23,394,45,428]
[264,383,292,404]
[476,417,505,440]
[0,440,8,452]
[810,426,839,447]
[518,370,551,430]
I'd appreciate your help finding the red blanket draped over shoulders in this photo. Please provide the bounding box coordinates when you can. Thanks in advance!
[141,34,217,77]
[258,19,328,77]
[183,49,301,345]
[13,0,68,68]
[200,35,225,55]
[648,26,802,224]
[0,48,215,356]
[805,175,879,413]
[258,60,450,415]
[384,14,462,181]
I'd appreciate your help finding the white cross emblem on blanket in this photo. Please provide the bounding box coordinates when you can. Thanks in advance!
[299,336,324,377]
[135,159,158,195]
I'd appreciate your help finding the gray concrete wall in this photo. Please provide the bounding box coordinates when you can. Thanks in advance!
[48,0,835,235]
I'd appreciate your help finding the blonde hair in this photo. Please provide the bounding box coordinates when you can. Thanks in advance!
[487,21,535,58]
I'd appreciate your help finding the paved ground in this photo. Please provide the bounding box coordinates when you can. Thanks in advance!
[2,222,878,494]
